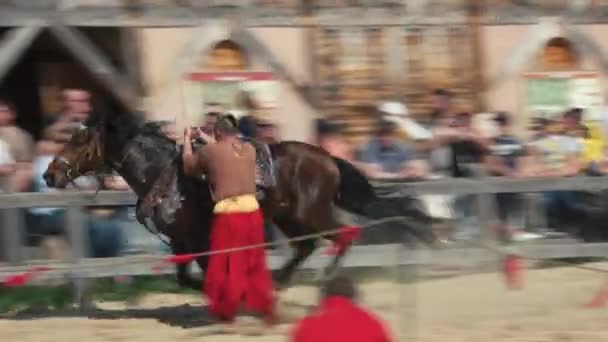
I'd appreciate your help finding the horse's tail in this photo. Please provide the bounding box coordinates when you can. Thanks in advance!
[333,157,376,216]
[333,157,436,245]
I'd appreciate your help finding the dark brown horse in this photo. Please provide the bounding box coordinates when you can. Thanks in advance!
[43,112,435,290]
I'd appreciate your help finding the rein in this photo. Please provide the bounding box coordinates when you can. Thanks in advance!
[58,128,107,192]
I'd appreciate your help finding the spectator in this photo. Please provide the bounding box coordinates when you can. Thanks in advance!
[26,139,67,258]
[449,112,489,178]
[528,117,549,143]
[0,99,34,192]
[238,115,258,141]
[256,118,279,144]
[444,112,488,240]
[485,112,541,242]
[0,138,15,193]
[426,111,459,178]
[200,102,224,135]
[529,112,584,177]
[314,118,353,162]
[528,111,585,230]
[44,89,91,143]
[564,108,603,170]
[358,119,425,179]
[290,275,392,342]
[425,88,452,130]
[415,94,458,236]
[28,134,125,258]
[73,174,127,258]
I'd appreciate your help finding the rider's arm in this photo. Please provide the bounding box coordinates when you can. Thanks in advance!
[183,128,198,176]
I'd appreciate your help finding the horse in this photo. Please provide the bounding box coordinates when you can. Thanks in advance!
[43,112,436,290]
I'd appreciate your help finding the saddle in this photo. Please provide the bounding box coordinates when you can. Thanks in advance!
[249,139,276,192]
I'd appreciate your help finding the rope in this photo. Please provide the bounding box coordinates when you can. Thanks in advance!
[474,240,608,274]
[6,212,608,286]
[1,216,409,285]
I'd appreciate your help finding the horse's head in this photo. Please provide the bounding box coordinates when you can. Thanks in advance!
[43,124,105,188]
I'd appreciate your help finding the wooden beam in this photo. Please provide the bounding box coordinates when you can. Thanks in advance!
[0,5,474,27]
[563,26,608,76]
[2,175,608,209]
[2,242,608,280]
[376,176,608,196]
[229,28,319,109]
[0,26,43,84]
[65,205,92,309]
[49,24,140,110]
[0,208,24,263]
[468,0,485,111]
[384,26,405,96]
[120,28,145,96]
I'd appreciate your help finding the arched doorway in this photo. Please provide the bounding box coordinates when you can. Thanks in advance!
[539,37,578,71]
[205,39,248,71]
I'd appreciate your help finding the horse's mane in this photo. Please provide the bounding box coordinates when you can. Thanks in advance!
[140,121,178,145]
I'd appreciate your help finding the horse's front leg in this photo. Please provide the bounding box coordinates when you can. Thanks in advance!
[135,199,146,225]
[273,239,316,290]
[171,240,203,291]
[272,218,317,289]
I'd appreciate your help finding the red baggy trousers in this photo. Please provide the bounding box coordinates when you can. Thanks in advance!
[204,209,274,321]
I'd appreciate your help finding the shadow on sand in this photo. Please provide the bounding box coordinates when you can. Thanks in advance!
[4,300,312,330]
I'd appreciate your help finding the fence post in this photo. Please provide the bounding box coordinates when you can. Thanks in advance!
[0,208,23,263]
[65,204,91,311]
[395,242,418,342]
[470,164,499,268]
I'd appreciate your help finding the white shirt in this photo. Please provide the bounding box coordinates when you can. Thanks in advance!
[0,140,14,166]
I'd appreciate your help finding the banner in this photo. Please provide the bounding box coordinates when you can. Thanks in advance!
[182,71,279,125]
[523,72,602,122]
[523,71,605,148]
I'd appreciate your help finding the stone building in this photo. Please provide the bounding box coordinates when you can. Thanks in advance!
[0,1,607,142]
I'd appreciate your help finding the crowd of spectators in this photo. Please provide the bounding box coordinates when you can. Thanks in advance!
[314,89,608,244]
[2,85,607,262]
[0,89,128,261]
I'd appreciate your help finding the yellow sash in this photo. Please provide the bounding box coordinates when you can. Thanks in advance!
[213,194,259,214]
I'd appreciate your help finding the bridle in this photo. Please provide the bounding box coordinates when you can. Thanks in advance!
[55,128,107,188]
[56,155,77,183]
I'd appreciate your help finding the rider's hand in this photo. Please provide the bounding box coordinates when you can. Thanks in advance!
[193,127,204,138]
[183,127,192,148]
[184,127,192,138]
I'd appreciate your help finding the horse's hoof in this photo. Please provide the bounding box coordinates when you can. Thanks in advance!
[272,277,290,291]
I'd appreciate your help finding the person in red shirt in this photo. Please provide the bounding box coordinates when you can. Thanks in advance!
[290,275,392,342]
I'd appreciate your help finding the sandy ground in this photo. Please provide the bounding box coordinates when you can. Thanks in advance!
[2,264,608,342]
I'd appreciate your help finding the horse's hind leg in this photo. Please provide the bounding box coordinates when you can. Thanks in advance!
[272,218,317,289]
[317,213,360,282]
[320,242,351,282]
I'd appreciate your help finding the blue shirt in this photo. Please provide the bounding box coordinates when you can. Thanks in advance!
[491,135,525,171]
[359,138,412,173]
[29,155,63,215]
